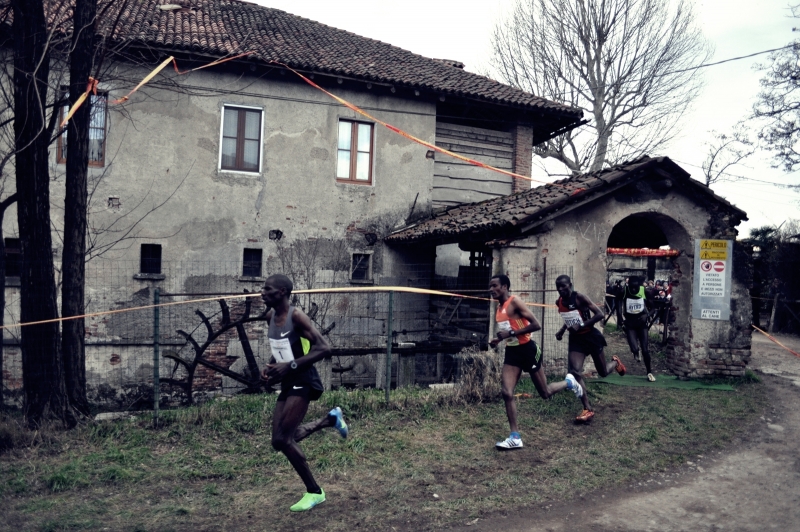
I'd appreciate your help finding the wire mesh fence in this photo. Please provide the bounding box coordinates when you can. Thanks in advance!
[503,262,573,372]
[1,259,586,410]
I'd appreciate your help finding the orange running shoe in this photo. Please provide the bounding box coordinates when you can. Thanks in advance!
[612,355,626,376]
[576,409,595,422]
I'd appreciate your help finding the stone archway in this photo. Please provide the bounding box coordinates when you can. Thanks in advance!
[606,212,694,377]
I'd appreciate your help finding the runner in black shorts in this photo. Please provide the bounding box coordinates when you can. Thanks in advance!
[260,274,349,512]
[489,275,584,449]
[555,275,626,423]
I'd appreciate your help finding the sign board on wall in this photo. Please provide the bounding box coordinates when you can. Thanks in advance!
[692,239,733,320]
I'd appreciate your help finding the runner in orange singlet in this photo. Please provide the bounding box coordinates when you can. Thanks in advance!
[489,274,584,449]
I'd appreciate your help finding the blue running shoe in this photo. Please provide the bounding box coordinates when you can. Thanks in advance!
[329,406,348,439]
[565,374,583,398]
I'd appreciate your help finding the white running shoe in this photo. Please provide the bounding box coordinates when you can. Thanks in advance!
[647,373,656,382]
[565,374,583,398]
[495,435,523,449]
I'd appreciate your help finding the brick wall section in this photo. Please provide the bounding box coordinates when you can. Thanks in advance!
[512,124,533,195]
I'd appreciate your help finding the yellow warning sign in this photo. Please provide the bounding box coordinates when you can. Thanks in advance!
[700,240,728,250]
[700,250,728,260]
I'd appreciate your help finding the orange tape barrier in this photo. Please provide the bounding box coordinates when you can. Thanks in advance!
[272,62,579,191]
[752,325,800,358]
[63,53,579,191]
[0,285,579,331]
[607,248,679,257]
[59,77,99,128]
[61,52,255,127]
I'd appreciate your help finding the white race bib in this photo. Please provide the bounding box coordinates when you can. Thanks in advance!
[497,320,520,346]
[269,337,295,363]
[560,310,584,330]
[626,298,645,314]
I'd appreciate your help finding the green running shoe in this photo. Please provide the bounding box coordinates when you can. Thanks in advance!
[290,489,326,512]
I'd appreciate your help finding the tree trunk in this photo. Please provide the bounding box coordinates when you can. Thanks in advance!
[62,0,97,417]
[12,0,72,428]
[0,193,18,411]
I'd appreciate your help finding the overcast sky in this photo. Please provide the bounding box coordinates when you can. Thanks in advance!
[252,0,800,237]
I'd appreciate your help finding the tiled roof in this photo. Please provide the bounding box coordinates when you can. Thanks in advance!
[386,156,748,244]
[4,0,583,119]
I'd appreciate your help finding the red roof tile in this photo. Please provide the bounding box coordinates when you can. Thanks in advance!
[3,0,582,118]
[386,156,748,244]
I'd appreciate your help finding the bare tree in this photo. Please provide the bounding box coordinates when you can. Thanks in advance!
[11,0,74,427]
[61,0,98,417]
[0,0,187,424]
[754,6,800,172]
[491,0,712,175]
[701,123,756,186]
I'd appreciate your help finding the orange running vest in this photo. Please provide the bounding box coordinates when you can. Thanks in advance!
[495,296,531,346]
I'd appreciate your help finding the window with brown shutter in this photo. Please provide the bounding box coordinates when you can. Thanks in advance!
[336,120,374,184]
[220,106,263,172]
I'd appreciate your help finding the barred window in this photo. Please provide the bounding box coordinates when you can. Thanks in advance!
[140,244,162,275]
[57,90,108,167]
[242,248,263,277]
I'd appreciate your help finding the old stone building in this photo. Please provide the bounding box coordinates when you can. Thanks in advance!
[0,0,586,404]
[388,156,752,378]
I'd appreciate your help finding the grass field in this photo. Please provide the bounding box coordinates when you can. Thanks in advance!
[0,340,768,532]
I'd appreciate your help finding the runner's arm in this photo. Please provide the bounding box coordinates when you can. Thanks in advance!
[577,292,604,328]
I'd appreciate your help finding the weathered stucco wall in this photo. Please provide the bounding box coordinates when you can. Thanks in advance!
[492,177,751,378]
[1,66,443,403]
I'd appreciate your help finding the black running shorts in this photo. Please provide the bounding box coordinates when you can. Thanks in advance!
[277,367,324,402]
[567,328,607,355]
[504,341,543,373]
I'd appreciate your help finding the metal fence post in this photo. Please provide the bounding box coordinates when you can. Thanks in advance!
[385,290,394,404]
[153,287,160,428]
[540,256,547,352]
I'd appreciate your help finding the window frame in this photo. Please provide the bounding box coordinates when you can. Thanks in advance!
[242,248,263,278]
[57,89,108,167]
[350,251,373,283]
[218,104,264,174]
[336,119,375,185]
[139,244,162,275]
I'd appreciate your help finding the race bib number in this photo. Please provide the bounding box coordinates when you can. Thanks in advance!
[269,337,295,363]
[560,310,584,330]
[626,298,645,314]
[497,320,519,346]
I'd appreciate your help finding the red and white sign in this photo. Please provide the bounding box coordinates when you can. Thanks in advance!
[713,261,725,272]
[701,261,712,272]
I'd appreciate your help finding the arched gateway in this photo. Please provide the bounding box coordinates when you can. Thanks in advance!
[388,156,751,378]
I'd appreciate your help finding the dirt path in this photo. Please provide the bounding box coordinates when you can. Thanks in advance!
[448,332,800,532]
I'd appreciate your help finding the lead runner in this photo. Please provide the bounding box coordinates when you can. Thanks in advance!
[260,274,349,512]
[554,275,626,422]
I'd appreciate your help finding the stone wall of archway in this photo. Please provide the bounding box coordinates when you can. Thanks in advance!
[493,175,751,378]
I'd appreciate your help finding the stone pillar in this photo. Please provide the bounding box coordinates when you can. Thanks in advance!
[512,124,533,194]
